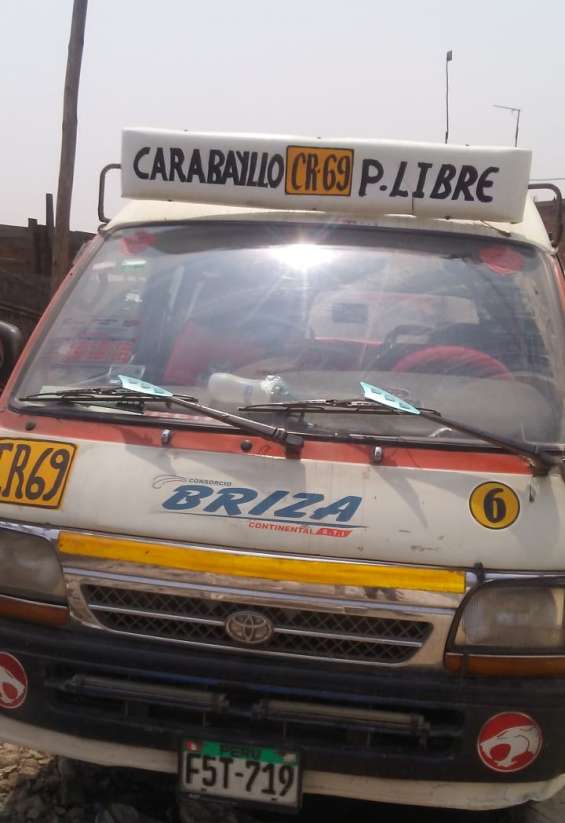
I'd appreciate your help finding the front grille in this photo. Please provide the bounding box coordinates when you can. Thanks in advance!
[82,584,432,666]
[46,664,463,756]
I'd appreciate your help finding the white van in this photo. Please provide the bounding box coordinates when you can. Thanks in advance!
[0,129,564,812]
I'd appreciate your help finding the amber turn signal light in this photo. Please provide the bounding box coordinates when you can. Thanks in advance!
[0,594,69,627]
[445,652,565,677]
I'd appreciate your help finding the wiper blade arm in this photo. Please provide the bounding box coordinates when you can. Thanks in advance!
[20,385,304,456]
[165,396,304,455]
[241,394,557,475]
[242,399,440,414]
[21,387,199,404]
[421,410,557,476]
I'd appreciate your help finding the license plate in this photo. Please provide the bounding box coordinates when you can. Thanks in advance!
[0,439,76,508]
[179,739,301,809]
[285,146,353,196]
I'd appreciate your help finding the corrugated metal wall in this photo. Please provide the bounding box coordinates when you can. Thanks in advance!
[0,223,93,339]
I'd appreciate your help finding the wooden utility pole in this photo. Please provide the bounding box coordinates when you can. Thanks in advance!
[51,0,88,292]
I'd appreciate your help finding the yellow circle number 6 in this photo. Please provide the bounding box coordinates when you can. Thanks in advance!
[469,482,520,530]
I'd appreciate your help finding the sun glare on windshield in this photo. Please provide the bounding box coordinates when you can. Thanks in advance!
[268,243,335,272]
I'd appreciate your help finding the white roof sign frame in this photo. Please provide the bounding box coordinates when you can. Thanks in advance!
[122,128,532,223]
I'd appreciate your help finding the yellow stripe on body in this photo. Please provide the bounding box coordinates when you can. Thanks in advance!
[58,531,465,593]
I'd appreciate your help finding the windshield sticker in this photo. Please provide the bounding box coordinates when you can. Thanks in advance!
[58,339,133,364]
[0,439,76,509]
[161,484,364,534]
[92,260,117,271]
[479,246,525,275]
[122,230,156,255]
[469,482,520,529]
[108,364,145,379]
[118,375,173,397]
[360,381,420,414]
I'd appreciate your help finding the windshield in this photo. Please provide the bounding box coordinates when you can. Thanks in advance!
[15,221,565,447]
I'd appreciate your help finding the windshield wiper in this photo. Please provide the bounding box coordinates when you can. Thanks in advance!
[241,383,560,476]
[19,384,304,456]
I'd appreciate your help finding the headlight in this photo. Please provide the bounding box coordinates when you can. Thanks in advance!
[446,581,565,676]
[0,527,66,602]
[455,585,564,649]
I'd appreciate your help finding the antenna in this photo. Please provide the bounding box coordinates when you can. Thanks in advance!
[493,104,522,147]
[445,50,453,143]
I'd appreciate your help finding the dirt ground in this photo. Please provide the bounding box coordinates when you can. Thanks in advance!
[2,745,565,823]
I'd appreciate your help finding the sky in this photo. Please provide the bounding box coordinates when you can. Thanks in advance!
[1,0,564,232]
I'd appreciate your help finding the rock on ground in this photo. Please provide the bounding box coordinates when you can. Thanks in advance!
[0,744,174,822]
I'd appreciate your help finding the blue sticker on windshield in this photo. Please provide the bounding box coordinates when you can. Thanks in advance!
[360,381,421,415]
[118,375,173,397]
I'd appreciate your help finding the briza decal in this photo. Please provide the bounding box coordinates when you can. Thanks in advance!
[161,483,364,530]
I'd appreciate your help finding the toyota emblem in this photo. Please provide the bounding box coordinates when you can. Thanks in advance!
[225,610,274,646]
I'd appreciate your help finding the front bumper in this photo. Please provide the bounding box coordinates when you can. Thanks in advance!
[2,715,565,812]
[2,617,565,809]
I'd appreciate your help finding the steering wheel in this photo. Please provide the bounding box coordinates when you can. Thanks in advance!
[391,345,513,379]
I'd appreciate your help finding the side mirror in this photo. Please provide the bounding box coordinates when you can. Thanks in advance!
[0,322,23,385]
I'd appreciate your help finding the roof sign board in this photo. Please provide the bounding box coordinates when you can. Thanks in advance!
[122,128,532,223]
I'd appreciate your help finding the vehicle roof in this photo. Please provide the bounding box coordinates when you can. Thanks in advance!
[104,195,553,253]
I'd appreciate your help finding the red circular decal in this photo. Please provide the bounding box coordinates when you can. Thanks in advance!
[479,246,524,275]
[0,653,28,710]
[477,712,542,773]
[121,230,156,255]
